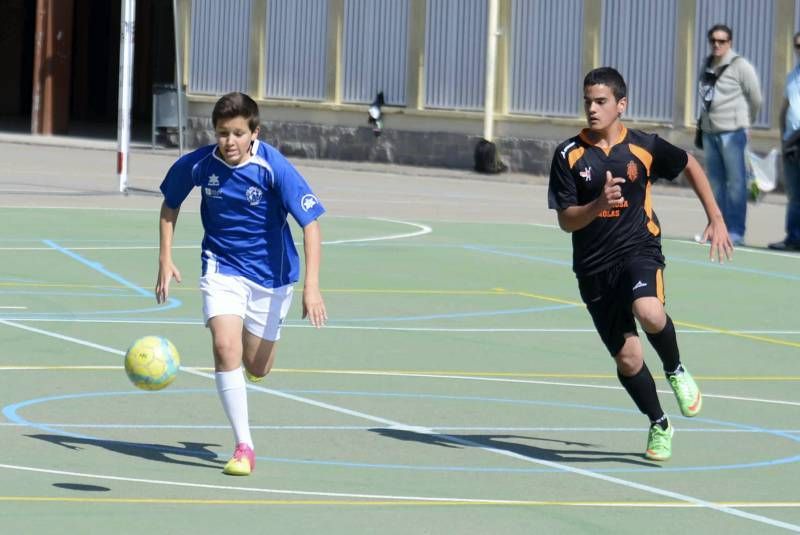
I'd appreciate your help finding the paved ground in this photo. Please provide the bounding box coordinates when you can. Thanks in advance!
[0,134,789,248]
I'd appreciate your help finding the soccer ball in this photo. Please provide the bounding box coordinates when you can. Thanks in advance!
[124,336,180,391]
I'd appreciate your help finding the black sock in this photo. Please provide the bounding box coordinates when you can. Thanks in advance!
[651,414,669,430]
[617,361,665,424]
[646,315,681,374]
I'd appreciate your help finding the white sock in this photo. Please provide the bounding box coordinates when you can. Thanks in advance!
[215,367,253,449]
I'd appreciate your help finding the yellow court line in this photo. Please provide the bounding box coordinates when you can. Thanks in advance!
[1,365,800,382]
[511,289,583,306]
[0,497,798,508]
[674,319,800,349]
[2,282,798,348]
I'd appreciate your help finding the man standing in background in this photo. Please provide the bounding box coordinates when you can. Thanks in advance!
[768,31,800,251]
[698,24,762,246]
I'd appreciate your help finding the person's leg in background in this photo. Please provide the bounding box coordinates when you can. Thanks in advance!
[785,156,800,246]
[702,131,728,226]
[716,128,749,245]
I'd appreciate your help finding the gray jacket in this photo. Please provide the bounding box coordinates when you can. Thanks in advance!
[699,49,762,133]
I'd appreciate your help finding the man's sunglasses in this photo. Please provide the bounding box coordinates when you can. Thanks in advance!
[709,38,730,45]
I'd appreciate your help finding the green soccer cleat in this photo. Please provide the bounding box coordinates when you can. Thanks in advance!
[668,367,702,417]
[645,422,674,461]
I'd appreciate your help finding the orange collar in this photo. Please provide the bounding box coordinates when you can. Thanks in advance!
[579,125,628,155]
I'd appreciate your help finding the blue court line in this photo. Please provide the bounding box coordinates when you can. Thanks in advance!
[4,388,798,475]
[0,291,139,298]
[4,239,183,314]
[668,255,800,281]
[42,240,152,298]
[461,245,572,267]
[464,243,800,282]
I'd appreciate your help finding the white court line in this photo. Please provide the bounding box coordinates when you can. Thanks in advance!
[0,306,26,310]
[1,319,799,531]
[1,363,798,408]
[1,422,799,434]
[322,217,431,244]
[0,463,798,509]
[5,319,800,337]
[680,239,800,259]
[0,217,431,251]
[335,370,800,408]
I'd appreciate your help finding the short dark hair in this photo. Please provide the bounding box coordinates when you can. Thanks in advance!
[583,67,627,101]
[794,30,800,43]
[707,24,732,42]
[212,92,260,131]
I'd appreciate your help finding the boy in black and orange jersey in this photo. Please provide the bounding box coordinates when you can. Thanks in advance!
[548,67,733,461]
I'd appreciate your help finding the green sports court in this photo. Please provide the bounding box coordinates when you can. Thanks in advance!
[0,142,798,534]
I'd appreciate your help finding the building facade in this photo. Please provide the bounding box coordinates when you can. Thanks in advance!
[3,0,799,174]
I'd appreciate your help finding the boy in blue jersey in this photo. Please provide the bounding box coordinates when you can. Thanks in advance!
[548,68,733,461]
[155,92,327,476]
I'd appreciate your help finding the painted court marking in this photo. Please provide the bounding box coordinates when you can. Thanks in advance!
[2,217,799,529]
[1,319,799,532]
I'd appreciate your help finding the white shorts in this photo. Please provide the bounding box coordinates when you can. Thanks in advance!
[199,272,294,341]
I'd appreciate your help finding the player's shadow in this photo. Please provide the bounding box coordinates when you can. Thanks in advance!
[27,434,226,470]
[370,428,657,467]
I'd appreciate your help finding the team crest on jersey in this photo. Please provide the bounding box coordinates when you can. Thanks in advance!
[245,186,263,205]
[626,161,638,182]
[301,194,319,212]
[208,173,220,187]
[579,166,592,182]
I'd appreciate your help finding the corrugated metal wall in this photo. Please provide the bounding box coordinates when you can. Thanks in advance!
[424,0,486,110]
[797,0,800,31]
[509,0,583,117]
[188,0,252,95]
[694,0,774,127]
[265,0,329,101]
[185,0,784,131]
[342,0,409,105]
[600,0,677,122]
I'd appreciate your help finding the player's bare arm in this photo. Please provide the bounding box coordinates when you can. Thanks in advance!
[156,201,182,304]
[557,170,626,232]
[682,154,734,263]
[301,219,327,327]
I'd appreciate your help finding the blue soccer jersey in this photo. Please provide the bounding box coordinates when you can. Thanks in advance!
[160,140,325,288]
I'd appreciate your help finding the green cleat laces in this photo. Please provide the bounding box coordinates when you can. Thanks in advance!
[645,422,673,461]
[668,367,702,417]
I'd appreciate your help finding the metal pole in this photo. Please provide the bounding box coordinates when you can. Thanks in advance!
[117,0,136,193]
[173,0,184,156]
[482,0,499,142]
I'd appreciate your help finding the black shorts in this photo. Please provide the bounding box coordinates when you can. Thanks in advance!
[577,253,666,356]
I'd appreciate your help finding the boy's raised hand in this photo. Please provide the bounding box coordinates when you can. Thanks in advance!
[602,170,626,208]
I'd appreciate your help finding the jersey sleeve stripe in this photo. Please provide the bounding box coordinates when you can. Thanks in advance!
[628,144,653,176]
[567,146,585,169]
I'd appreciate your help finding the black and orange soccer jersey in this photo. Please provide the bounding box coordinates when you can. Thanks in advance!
[548,126,688,276]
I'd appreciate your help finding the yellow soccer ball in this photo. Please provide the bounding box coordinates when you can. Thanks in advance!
[124,336,180,391]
